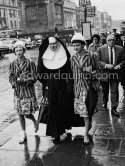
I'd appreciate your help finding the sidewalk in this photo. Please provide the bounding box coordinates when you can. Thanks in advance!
[0,87,125,166]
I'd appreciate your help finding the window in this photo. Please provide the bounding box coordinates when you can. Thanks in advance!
[26,6,37,26]
[37,4,47,25]
[10,20,13,29]
[18,11,21,19]
[18,21,21,28]
[14,20,16,29]
[13,10,16,18]
[9,10,12,18]
[11,0,16,6]
[55,5,63,25]
[3,9,6,17]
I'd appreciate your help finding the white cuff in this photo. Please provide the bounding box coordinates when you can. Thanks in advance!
[105,64,107,68]
[118,65,121,69]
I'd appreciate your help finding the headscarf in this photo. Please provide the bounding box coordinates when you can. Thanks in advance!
[37,37,72,83]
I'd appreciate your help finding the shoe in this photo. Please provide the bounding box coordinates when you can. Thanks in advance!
[34,123,39,133]
[111,108,120,117]
[83,136,90,146]
[102,103,107,108]
[53,136,60,144]
[89,123,92,131]
[64,133,72,142]
[102,103,108,111]
[19,135,27,144]
[66,133,72,138]
[83,141,90,146]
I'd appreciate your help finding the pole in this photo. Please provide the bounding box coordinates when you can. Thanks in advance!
[84,5,87,22]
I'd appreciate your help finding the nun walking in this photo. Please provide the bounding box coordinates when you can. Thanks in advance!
[37,37,74,144]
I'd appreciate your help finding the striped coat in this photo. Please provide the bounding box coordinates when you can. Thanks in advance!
[71,49,98,97]
[71,48,99,118]
[9,57,37,99]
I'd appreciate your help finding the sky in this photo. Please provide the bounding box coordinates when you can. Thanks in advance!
[75,0,125,20]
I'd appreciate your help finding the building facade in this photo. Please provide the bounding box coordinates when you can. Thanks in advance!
[20,0,65,34]
[0,0,21,30]
[76,5,85,29]
[63,0,77,29]
[91,8,112,34]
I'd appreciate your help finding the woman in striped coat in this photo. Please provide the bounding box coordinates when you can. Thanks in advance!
[9,41,38,144]
[71,33,99,145]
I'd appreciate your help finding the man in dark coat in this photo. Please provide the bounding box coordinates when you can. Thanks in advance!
[119,33,125,95]
[97,34,125,117]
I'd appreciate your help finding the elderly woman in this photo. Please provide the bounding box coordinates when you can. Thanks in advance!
[71,33,99,145]
[9,41,38,144]
[37,37,74,144]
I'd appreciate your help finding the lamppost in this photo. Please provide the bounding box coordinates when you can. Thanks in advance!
[84,5,87,22]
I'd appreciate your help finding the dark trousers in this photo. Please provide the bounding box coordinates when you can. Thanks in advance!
[121,71,125,94]
[101,79,119,109]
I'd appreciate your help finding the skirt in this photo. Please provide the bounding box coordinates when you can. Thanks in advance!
[14,96,39,115]
[74,88,88,118]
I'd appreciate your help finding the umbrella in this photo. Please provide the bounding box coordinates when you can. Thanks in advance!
[36,87,48,131]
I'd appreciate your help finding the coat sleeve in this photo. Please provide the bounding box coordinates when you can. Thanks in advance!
[9,62,17,89]
[96,47,107,69]
[118,47,125,69]
[28,61,37,84]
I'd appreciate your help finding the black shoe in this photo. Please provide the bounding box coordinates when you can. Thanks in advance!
[83,141,90,146]
[111,108,120,117]
[64,133,72,142]
[53,136,60,144]
[102,103,108,111]
[89,123,92,131]
[102,103,107,108]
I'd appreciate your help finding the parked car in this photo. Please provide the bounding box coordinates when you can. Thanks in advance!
[34,35,43,47]
[18,38,36,49]
[1,38,19,52]
[0,41,9,58]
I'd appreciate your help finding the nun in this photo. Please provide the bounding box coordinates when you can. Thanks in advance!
[37,37,74,143]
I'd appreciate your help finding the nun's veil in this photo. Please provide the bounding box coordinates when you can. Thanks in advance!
[39,37,71,60]
[37,37,71,88]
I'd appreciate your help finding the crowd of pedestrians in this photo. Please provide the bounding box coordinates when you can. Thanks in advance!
[8,29,125,146]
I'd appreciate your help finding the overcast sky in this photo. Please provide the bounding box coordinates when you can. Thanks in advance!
[75,0,125,20]
[91,0,125,20]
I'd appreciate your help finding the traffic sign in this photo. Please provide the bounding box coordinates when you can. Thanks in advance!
[86,6,95,17]
[79,0,91,6]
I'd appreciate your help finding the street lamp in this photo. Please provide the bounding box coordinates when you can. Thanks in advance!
[84,5,87,22]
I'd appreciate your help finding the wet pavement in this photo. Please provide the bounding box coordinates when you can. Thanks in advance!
[0,86,125,166]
